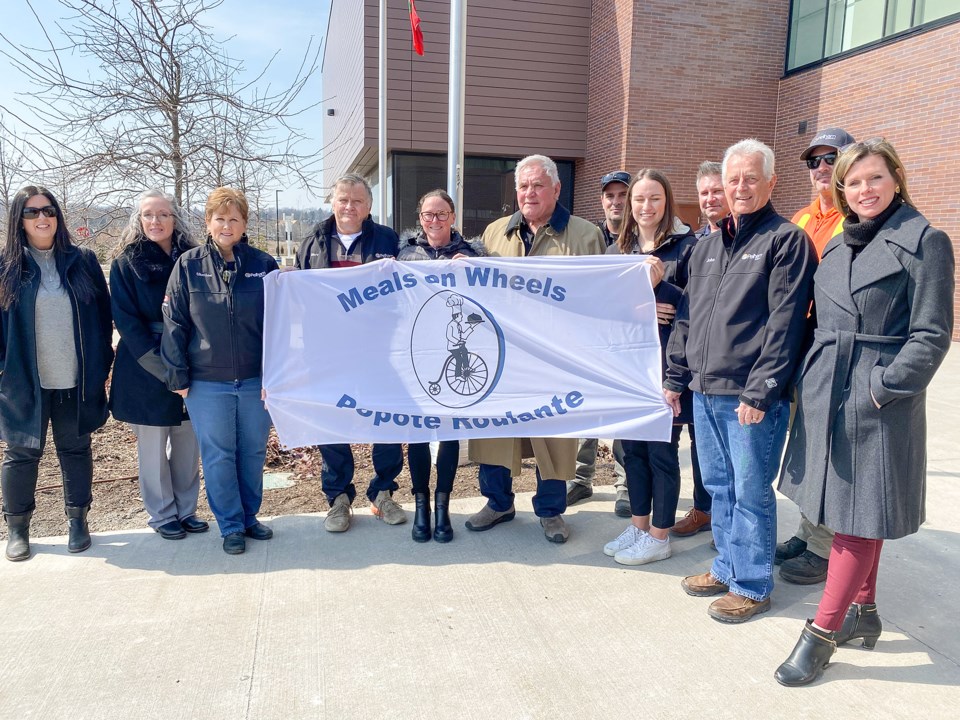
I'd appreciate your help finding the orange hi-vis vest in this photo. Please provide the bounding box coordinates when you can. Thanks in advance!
[792,199,844,259]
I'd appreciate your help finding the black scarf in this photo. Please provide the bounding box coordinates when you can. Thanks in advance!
[843,196,902,254]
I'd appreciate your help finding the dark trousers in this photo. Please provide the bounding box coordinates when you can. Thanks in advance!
[408,441,459,494]
[622,425,682,529]
[478,463,566,518]
[686,424,710,513]
[319,443,403,504]
[1,388,92,515]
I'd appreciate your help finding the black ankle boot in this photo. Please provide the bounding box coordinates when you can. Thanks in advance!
[412,493,431,542]
[775,621,837,687]
[433,492,453,543]
[835,602,881,649]
[65,505,91,553]
[4,512,32,562]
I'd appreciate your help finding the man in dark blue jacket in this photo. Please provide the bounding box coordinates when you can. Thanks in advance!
[295,174,404,533]
[664,139,816,624]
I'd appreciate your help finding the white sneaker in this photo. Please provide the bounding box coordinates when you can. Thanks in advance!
[614,533,671,566]
[603,524,644,557]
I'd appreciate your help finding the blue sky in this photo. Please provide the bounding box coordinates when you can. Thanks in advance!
[0,0,331,206]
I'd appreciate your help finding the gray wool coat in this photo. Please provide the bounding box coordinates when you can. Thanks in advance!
[779,204,955,539]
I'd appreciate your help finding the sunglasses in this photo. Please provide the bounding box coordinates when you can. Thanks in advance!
[805,153,837,170]
[22,205,58,220]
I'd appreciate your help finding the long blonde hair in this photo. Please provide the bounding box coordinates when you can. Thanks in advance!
[832,137,913,216]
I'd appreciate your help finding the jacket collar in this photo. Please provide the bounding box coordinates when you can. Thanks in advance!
[505,203,572,235]
[720,201,777,245]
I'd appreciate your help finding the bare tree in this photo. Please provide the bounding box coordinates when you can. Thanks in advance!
[0,0,322,209]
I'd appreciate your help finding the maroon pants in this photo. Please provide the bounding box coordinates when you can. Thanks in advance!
[814,532,884,631]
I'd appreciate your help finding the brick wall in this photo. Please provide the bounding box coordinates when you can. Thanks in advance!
[775,22,960,340]
[574,0,789,223]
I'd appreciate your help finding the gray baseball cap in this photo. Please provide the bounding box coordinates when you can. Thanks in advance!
[800,127,856,160]
[600,170,631,190]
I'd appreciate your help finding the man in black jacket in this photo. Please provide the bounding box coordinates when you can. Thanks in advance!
[664,139,816,623]
[295,174,405,533]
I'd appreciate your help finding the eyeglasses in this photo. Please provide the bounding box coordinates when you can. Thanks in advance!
[420,211,451,222]
[142,213,173,222]
[805,153,837,170]
[22,206,57,220]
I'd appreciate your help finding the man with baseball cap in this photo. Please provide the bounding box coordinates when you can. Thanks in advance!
[596,170,631,247]
[566,171,632,515]
[775,126,855,586]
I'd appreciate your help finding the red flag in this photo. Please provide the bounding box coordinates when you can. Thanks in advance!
[409,0,424,55]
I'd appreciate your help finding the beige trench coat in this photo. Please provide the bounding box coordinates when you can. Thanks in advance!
[468,205,605,479]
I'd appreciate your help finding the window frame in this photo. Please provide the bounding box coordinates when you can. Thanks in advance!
[784,0,960,74]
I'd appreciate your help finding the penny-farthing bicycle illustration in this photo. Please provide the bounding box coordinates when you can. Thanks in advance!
[428,350,488,396]
[428,295,487,396]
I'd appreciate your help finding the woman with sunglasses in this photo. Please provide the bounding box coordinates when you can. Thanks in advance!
[0,186,113,561]
[775,138,954,686]
[109,190,207,541]
[397,189,484,543]
[161,187,278,555]
[602,169,696,565]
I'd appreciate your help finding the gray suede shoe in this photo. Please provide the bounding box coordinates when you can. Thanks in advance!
[541,515,569,544]
[465,504,516,531]
[324,493,353,533]
[371,491,407,525]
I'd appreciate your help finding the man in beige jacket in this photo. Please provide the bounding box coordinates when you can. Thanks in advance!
[465,154,605,543]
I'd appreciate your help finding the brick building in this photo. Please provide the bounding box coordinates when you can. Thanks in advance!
[322,0,960,338]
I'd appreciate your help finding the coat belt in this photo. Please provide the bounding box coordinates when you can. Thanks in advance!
[811,328,905,456]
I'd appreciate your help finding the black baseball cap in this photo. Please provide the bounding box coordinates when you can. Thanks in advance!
[800,127,856,160]
[600,171,631,190]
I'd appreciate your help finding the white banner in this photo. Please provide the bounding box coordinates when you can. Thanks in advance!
[262,255,672,447]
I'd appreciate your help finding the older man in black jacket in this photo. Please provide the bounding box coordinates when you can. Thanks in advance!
[664,139,816,623]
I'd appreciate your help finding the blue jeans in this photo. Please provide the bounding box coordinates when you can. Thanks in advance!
[184,378,272,537]
[318,443,403,504]
[478,463,566,518]
[693,393,788,601]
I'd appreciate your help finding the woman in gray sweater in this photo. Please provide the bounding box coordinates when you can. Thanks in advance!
[0,186,113,561]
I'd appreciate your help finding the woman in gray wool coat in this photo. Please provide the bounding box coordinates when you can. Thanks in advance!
[775,138,954,686]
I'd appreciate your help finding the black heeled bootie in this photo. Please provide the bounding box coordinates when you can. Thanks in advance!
[835,602,881,649]
[65,505,92,553]
[433,492,453,543]
[412,493,432,543]
[4,512,32,561]
[775,621,837,687]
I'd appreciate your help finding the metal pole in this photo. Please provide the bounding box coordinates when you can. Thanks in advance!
[447,0,467,217]
[275,189,281,256]
[378,0,388,223]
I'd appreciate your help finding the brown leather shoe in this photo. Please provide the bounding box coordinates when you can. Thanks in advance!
[708,592,771,623]
[681,571,729,597]
[671,508,711,537]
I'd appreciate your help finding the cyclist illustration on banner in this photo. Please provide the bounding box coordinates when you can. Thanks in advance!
[434,294,486,396]
[411,290,505,409]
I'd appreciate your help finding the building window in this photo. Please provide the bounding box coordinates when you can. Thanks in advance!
[787,0,960,71]
[392,153,575,240]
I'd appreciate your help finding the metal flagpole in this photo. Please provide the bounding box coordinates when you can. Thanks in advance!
[447,0,466,216]
[378,0,388,223]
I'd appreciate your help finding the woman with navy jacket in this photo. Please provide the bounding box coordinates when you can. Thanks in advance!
[603,169,698,566]
[397,189,484,543]
[162,187,278,555]
[0,185,113,561]
[110,190,207,541]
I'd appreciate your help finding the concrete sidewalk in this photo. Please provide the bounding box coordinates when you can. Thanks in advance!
[1,352,958,719]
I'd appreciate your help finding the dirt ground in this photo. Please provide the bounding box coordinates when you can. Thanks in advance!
[0,417,620,538]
